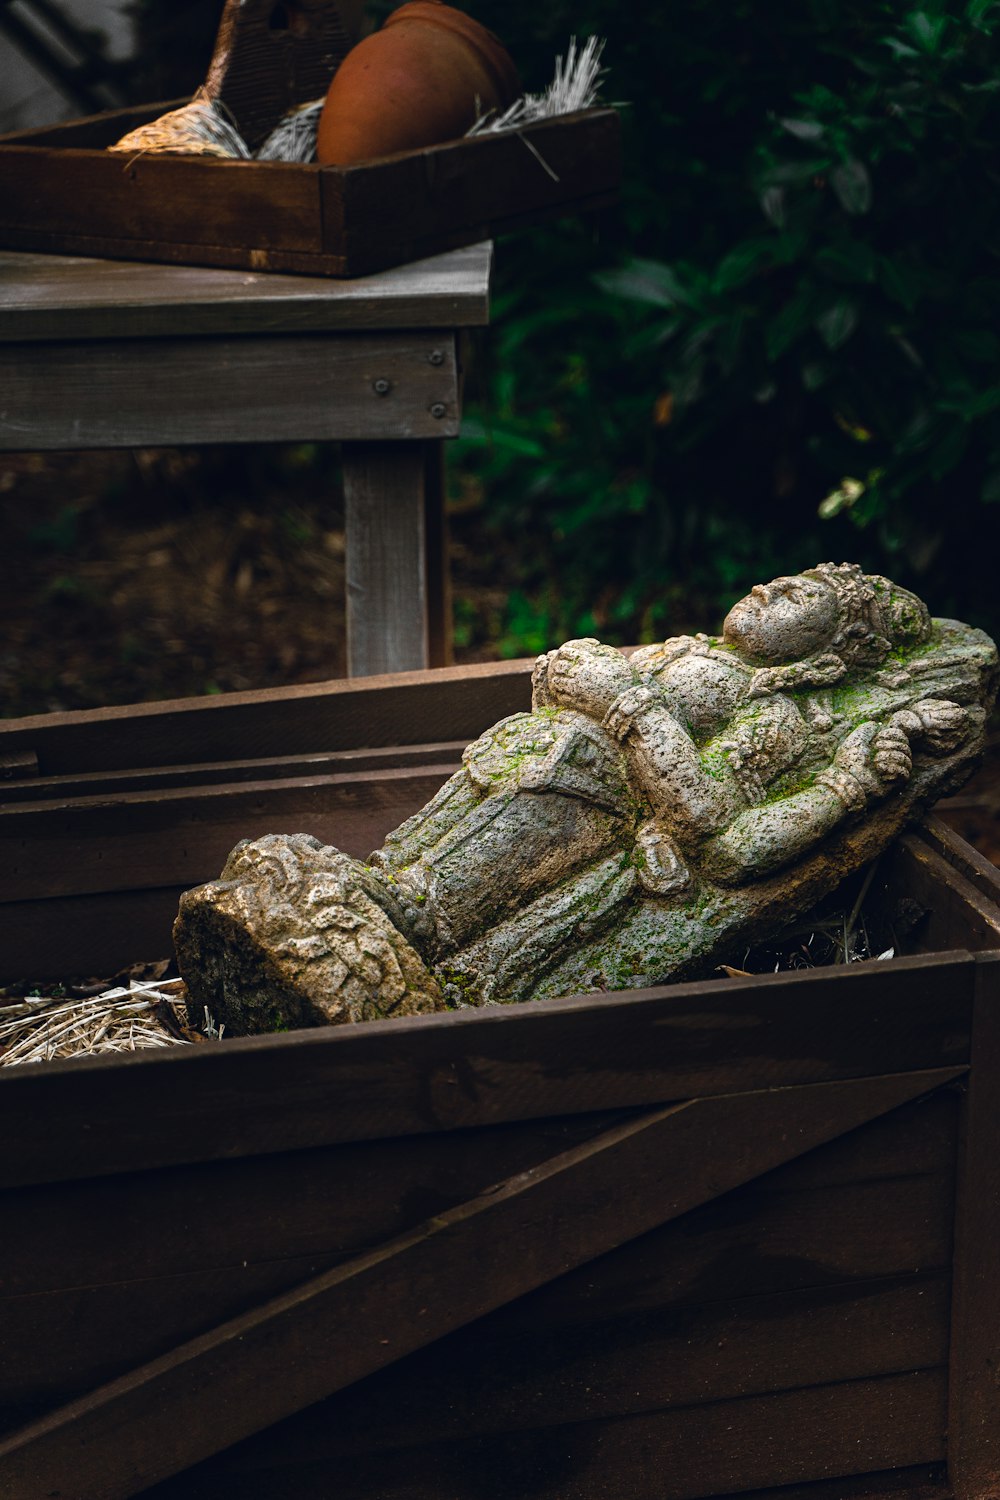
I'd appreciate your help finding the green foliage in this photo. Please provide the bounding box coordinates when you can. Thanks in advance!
[454,0,1000,648]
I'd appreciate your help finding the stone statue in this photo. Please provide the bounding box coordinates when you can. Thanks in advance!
[174,564,998,1033]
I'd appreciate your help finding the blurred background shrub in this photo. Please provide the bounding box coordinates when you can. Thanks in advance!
[7,0,1000,708]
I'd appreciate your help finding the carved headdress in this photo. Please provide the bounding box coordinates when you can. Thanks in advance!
[748,562,931,699]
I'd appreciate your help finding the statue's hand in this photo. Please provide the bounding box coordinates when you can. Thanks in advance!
[910,698,969,754]
[828,721,911,807]
[544,639,637,719]
[871,721,913,788]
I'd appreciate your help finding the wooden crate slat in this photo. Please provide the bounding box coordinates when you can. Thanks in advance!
[1,1091,955,1298]
[0,1179,954,1432]
[0,329,460,449]
[0,147,324,254]
[0,764,458,902]
[0,950,973,1188]
[332,109,620,267]
[0,1071,954,1498]
[948,949,1000,1497]
[877,836,1000,955]
[0,1092,956,1424]
[0,739,468,803]
[0,109,619,278]
[214,1274,950,1463]
[0,658,535,774]
[0,243,492,343]
[141,1371,949,1500]
[0,884,191,982]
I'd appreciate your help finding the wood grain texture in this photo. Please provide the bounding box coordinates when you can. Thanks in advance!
[0,147,324,252]
[0,946,972,1187]
[948,950,1000,1498]
[0,1073,953,1498]
[0,763,459,901]
[0,1092,956,1420]
[920,814,1000,908]
[343,442,430,674]
[0,107,617,278]
[0,883,192,982]
[0,244,492,342]
[0,739,468,803]
[328,108,621,271]
[142,1372,949,1500]
[877,836,1000,955]
[0,658,535,775]
[0,330,460,448]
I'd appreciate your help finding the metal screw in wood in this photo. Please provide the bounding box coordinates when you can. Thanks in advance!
[372,378,391,395]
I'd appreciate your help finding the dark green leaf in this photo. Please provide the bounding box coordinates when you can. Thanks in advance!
[815,241,876,283]
[816,298,860,350]
[595,259,693,310]
[767,284,824,359]
[780,117,826,141]
[831,160,872,215]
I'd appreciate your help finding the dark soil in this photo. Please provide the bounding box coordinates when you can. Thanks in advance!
[0,447,509,717]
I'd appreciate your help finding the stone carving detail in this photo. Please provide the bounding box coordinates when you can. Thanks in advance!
[175,564,998,1032]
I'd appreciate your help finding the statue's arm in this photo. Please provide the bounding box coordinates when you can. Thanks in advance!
[701,719,914,884]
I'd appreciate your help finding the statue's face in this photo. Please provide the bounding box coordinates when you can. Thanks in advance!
[723,574,839,665]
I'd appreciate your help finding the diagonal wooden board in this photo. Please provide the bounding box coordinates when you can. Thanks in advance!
[0,1066,964,1500]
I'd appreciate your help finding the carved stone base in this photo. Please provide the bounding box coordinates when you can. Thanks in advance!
[174,833,444,1035]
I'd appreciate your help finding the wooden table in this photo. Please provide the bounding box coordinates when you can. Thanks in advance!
[0,242,492,676]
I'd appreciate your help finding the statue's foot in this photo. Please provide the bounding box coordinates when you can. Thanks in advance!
[173,833,445,1035]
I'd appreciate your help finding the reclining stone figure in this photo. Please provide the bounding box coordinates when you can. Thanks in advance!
[174,563,998,1033]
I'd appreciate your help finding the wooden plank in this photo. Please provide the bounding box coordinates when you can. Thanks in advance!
[0,1089,956,1301]
[0,763,458,902]
[0,1072,954,1498]
[948,950,1000,1498]
[0,244,492,342]
[0,657,535,775]
[0,99,174,149]
[0,330,460,449]
[0,223,356,276]
[0,1092,956,1415]
[344,441,435,674]
[876,836,1000,955]
[920,814,1000,908]
[227,1273,951,1463]
[0,956,972,1189]
[0,739,468,803]
[0,1176,953,1430]
[0,883,190,982]
[0,1111,626,1299]
[0,105,614,279]
[422,440,453,668]
[0,147,324,253]
[329,109,621,271]
[142,1371,949,1500]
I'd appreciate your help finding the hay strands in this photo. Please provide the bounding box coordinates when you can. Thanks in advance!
[0,978,196,1067]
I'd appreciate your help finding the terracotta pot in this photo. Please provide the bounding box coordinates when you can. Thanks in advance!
[316,1,520,165]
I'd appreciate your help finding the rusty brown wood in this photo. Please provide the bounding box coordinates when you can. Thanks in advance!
[0,1069,958,1498]
[948,950,1000,1498]
[0,949,973,1189]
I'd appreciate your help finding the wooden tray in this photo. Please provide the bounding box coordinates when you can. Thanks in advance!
[2,664,1000,1498]
[0,101,620,278]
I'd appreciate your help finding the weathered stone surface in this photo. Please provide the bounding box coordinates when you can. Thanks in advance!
[175,564,998,1033]
[174,834,445,1032]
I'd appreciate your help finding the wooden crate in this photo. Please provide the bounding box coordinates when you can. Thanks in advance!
[0,101,620,278]
[2,661,1000,1500]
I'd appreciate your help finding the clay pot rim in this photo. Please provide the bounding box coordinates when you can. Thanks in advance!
[381,1,521,108]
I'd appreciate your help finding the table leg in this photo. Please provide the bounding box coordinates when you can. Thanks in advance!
[343,441,452,677]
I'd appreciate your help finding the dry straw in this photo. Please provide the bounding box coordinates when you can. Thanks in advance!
[0,978,196,1067]
[108,35,607,163]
